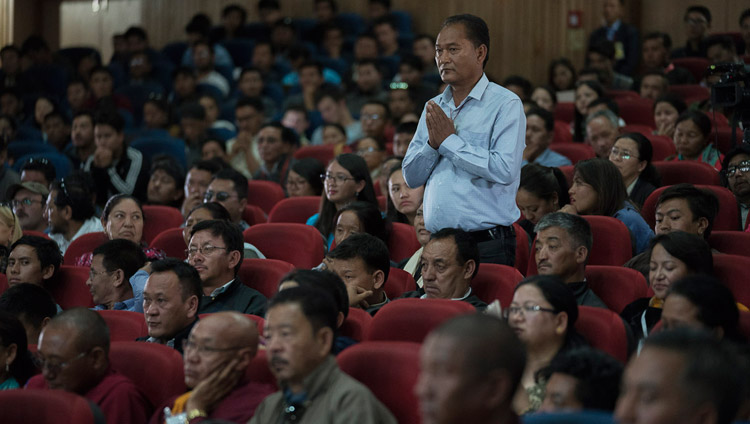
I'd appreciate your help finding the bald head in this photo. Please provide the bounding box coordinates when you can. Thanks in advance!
[46,307,110,354]
[198,311,259,354]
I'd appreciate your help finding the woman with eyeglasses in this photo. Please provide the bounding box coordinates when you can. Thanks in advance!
[506,275,586,414]
[286,158,325,197]
[608,133,661,209]
[307,153,379,250]
[0,312,36,390]
[666,110,723,171]
[0,204,22,273]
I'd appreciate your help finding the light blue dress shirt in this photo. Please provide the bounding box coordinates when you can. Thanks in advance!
[522,148,572,168]
[402,74,526,232]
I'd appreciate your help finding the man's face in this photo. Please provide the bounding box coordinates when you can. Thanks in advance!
[684,11,709,41]
[420,238,472,299]
[143,271,196,340]
[37,324,96,393]
[265,303,331,388]
[298,66,322,91]
[654,198,703,236]
[188,229,236,287]
[94,124,124,155]
[45,189,67,233]
[0,93,20,117]
[525,115,552,159]
[238,71,263,97]
[707,44,734,65]
[356,64,381,92]
[642,38,668,69]
[639,75,666,101]
[539,372,584,412]
[413,38,435,65]
[360,104,387,138]
[587,52,611,72]
[89,71,113,99]
[727,153,750,202]
[389,90,413,119]
[222,10,243,32]
[586,116,617,159]
[204,178,245,224]
[354,38,379,60]
[148,169,181,205]
[393,131,414,157]
[174,73,196,97]
[126,35,147,53]
[235,105,263,135]
[67,83,89,111]
[615,347,695,424]
[281,111,309,139]
[86,254,116,306]
[602,0,622,24]
[435,24,484,87]
[13,188,46,231]
[314,1,334,21]
[181,117,207,144]
[183,317,244,388]
[330,256,381,295]
[399,64,421,86]
[374,23,398,51]
[71,115,94,148]
[7,244,50,286]
[43,116,70,148]
[193,44,213,71]
[252,45,274,70]
[129,53,151,79]
[317,97,340,124]
[185,168,213,202]
[257,126,289,166]
[535,227,584,283]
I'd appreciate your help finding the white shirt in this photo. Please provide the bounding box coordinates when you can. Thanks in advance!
[48,216,103,255]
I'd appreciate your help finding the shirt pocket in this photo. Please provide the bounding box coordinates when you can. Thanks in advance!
[458,130,491,150]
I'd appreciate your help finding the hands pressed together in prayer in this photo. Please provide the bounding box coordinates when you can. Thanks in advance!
[426,101,455,150]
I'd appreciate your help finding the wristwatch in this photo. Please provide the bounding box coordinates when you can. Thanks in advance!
[186,409,207,422]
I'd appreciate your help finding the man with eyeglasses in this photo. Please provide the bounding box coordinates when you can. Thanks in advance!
[8,181,48,233]
[188,219,267,315]
[253,122,299,186]
[723,145,750,230]
[672,5,712,58]
[87,239,147,313]
[152,312,274,423]
[204,168,250,230]
[46,175,102,255]
[359,100,390,142]
[27,308,152,424]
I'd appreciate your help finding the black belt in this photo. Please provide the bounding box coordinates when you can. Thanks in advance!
[467,225,514,243]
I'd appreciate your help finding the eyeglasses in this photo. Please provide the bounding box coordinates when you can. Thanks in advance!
[185,245,230,258]
[320,173,356,184]
[89,268,114,280]
[360,114,382,121]
[26,157,50,166]
[286,178,309,188]
[389,82,409,90]
[356,147,380,156]
[684,17,707,26]
[726,160,750,178]
[204,191,236,202]
[182,339,244,355]
[11,198,43,208]
[503,304,557,319]
[33,350,89,374]
[610,147,639,161]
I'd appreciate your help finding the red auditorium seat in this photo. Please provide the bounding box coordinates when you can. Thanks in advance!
[471,263,523,307]
[238,258,295,298]
[552,120,572,144]
[243,223,325,269]
[641,185,740,231]
[0,390,98,424]
[384,267,416,299]
[367,298,475,343]
[47,265,94,309]
[141,205,183,244]
[712,126,743,154]
[150,228,187,259]
[377,195,387,212]
[388,222,421,262]
[0,273,7,296]
[619,124,655,135]
[96,310,148,341]
[109,341,185,408]
[513,222,530,275]
[709,232,750,257]
[340,307,373,341]
[668,84,709,104]
[615,98,655,127]
[652,161,720,186]
[554,102,575,123]
[293,144,337,166]
[558,165,575,187]
[672,57,711,82]
[576,306,629,363]
[606,89,639,100]
[713,254,750,307]
[642,134,676,161]
[22,230,50,239]
[246,350,278,389]
[268,196,321,223]
[548,143,595,165]
[739,311,750,340]
[338,341,422,424]
[63,231,108,265]
[247,180,286,214]
[585,266,649,314]
[242,204,267,226]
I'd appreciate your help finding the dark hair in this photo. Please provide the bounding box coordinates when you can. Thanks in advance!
[362,99,390,121]
[384,160,411,224]
[526,107,554,132]
[574,158,628,216]
[399,53,424,73]
[173,66,196,80]
[222,4,247,22]
[328,232,390,282]
[201,138,226,154]
[289,158,325,196]
[102,194,144,225]
[186,202,232,223]
[180,102,206,121]
[190,159,223,175]
[429,228,480,280]
[685,5,711,24]
[0,311,35,385]
[72,109,95,124]
[279,269,348,319]
[588,97,619,116]
[258,0,281,11]
[656,183,718,238]
[396,121,418,135]
[123,26,148,41]
[190,220,244,274]
[441,14,490,67]
[261,121,300,147]
[322,123,346,140]
[150,154,186,191]
[315,154,378,238]
[314,86,345,105]
[649,231,713,276]
[298,60,323,77]
[502,75,532,100]
[537,347,623,411]
[548,58,577,90]
[741,8,750,26]
[93,109,125,133]
[11,235,62,276]
[92,239,147,280]
[88,65,113,80]
[268,286,338,342]
[42,110,69,126]
[515,275,582,347]
[532,85,557,108]
[235,96,265,115]
[667,275,744,343]
[676,110,711,138]
[21,157,56,183]
[535,212,593,253]
[334,201,390,245]
[185,13,212,37]
[520,164,570,207]
[615,132,661,186]
[653,93,687,115]
[0,283,57,337]
[573,80,604,142]
[212,167,248,201]
[315,0,338,13]
[643,31,672,51]
[588,39,615,61]
[150,258,203,300]
[722,144,750,180]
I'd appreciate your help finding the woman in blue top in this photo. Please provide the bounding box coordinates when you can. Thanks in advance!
[562,158,654,254]
[307,153,378,249]
[0,312,36,390]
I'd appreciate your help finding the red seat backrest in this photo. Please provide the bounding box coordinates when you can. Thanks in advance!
[711,126,743,154]
[47,265,94,309]
[242,204,267,226]
[367,298,475,343]
[109,341,185,408]
[713,254,750,307]
[554,102,575,123]
[141,205,183,244]
[615,98,655,127]
[671,57,711,82]
[709,231,750,257]
[96,310,148,341]
[575,305,629,363]
[739,311,750,340]
[388,222,421,262]
[340,307,373,341]
[22,230,50,239]
[0,273,7,296]
[268,196,321,223]
[237,258,295,298]
[641,134,676,161]
[384,267,416,300]
[247,180,286,214]
[668,84,710,104]
[1,389,97,424]
[513,222,530,276]
[292,144,336,166]
[585,266,649,314]
[606,90,640,100]
[558,165,575,187]
[245,350,278,389]
[652,160,720,186]
[244,224,325,269]
[150,228,187,259]
[471,263,523,307]
[620,124,655,135]
[552,120,572,144]
[63,231,109,265]
[641,185,740,231]
[337,341,422,424]
[377,195,387,212]
[548,143,595,165]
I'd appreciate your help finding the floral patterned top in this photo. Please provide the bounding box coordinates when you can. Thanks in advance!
[75,244,166,267]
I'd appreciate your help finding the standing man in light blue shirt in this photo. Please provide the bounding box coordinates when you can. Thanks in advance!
[403,14,526,266]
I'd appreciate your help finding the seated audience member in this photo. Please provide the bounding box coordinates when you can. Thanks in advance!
[281,106,311,146]
[563,158,654,254]
[0,283,57,347]
[506,275,586,414]
[312,87,363,145]
[318,122,349,149]
[585,109,619,159]
[76,194,166,267]
[8,181,48,233]
[346,59,388,116]
[377,156,401,198]
[0,204,21,264]
[200,138,229,163]
[359,101,391,144]
[184,203,264,261]
[534,212,606,308]
[331,201,388,247]
[356,136,386,182]
[625,183,718,277]
[191,40,230,98]
[7,235,61,288]
[204,167,250,230]
[668,110,723,170]
[621,231,713,343]
[187,220,267,315]
[251,286,397,423]
[638,70,669,101]
[640,31,695,85]
[41,111,71,151]
[530,85,557,113]
[286,158,325,197]
[615,328,743,424]
[522,107,572,167]
[19,157,55,188]
[386,160,424,225]
[503,75,533,102]
[327,233,390,315]
[181,159,223,218]
[142,98,178,137]
[140,258,200,354]
[198,93,235,133]
[88,239,147,313]
[586,97,623,127]
[412,33,438,77]
[416,314,526,424]
[662,275,745,342]
[0,136,20,202]
[401,228,487,310]
[254,122,298,184]
[150,312,274,423]
[652,94,687,139]
[586,40,633,90]
[706,35,741,65]
[179,102,211,165]
[146,155,185,208]
[0,311,36,389]
[587,0,639,76]
[537,347,623,413]
[85,66,132,112]
[722,145,750,230]
[28,308,152,424]
[742,8,750,57]
[388,83,417,125]
[572,80,604,142]
[516,164,569,238]
[399,203,431,284]
[85,111,149,206]
[236,67,277,119]
[46,175,102,255]
[283,62,327,113]
[392,121,417,157]
[609,132,661,209]
[548,58,577,98]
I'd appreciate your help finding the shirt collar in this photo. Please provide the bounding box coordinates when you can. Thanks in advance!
[420,287,472,301]
[609,19,622,31]
[209,278,236,298]
[438,73,490,108]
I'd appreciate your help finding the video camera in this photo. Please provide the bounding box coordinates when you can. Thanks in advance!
[710,63,750,145]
